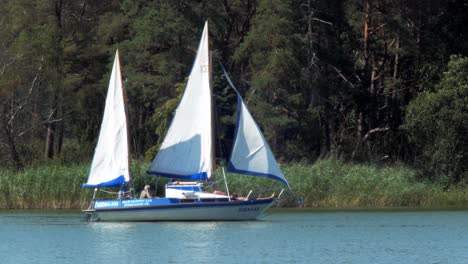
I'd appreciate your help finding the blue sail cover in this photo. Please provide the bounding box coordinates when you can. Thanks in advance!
[82,175,126,188]
[228,94,289,186]
[147,22,213,181]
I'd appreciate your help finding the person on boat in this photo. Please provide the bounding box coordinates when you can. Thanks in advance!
[118,187,131,199]
[118,190,127,199]
[140,185,153,199]
[230,192,246,201]
[168,178,180,185]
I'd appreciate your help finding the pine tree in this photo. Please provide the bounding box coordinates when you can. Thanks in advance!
[233,0,302,160]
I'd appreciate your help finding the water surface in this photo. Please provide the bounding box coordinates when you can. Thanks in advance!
[0,209,467,263]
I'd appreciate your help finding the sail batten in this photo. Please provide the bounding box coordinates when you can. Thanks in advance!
[83,50,129,188]
[148,22,213,180]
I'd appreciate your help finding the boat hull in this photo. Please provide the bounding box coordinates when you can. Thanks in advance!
[90,198,274,222]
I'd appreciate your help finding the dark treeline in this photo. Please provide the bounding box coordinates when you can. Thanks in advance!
[0,0,467,184]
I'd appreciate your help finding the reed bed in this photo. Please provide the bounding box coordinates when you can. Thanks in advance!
[274,159,468,208]
[0,163,91,209]
[0,159,467,209]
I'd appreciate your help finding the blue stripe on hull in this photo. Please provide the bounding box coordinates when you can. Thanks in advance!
[93,199,274,221]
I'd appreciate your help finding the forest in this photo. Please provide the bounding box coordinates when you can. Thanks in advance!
[1,0,467,187]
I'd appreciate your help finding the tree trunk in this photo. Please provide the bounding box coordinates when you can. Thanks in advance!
[2,105,24,170]
[55,99,64,155]
[359,0,372,143]
[45,95,57,159]
[319,115,330,156]
[363,0,371,66]
[393,35,399,80]
[45,0,64,158]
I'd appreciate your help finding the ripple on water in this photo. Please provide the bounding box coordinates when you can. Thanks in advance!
[0,210,467,264]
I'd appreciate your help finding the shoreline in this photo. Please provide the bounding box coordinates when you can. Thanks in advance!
[2,207,468,212]
[1,159,467,210]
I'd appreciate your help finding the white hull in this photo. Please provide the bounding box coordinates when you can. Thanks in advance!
[91,199,274,222]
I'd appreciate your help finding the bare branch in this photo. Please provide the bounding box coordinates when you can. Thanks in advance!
[246,87,257,104]
[8,63,43,125]
[362,127,389,142]
[307,52,318,69]
[0,53,22,76]
[369,23,387,36]
[79,0,88,21]
[43,118,63,124]
[312,17,333,26]
[352,127,390,159]
[328,64,356,89]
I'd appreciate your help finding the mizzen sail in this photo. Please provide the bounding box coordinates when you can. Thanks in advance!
[83,50,129,188]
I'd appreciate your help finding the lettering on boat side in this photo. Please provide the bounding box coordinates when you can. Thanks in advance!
[121,199,152,207]
[95,199,152,208]
[95,201,119,208]
[238,207,260,212]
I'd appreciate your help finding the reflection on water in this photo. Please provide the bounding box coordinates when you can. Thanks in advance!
[89,222,136,232]
[1,210,468,264]
[0,211,79,226]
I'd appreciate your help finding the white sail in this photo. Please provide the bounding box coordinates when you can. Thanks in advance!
[83,50,129,188]
[228,95,289,186]
[148,22,213,180]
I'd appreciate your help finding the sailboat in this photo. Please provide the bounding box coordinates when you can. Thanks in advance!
[83,22,288,222]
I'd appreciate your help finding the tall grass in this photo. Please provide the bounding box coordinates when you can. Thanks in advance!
[0,159,467,209]
[278,159,468,208]
[0,163,91,209]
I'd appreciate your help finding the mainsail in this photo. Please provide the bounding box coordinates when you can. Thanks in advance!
[147,22,213,180]
[83,50,129,188]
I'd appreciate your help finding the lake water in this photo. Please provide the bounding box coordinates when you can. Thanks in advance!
[0,209,467,264]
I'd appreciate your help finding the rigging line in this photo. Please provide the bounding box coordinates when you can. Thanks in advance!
[99,189,120,195]
[154,176,160,197]
[217,61,241,166]
[217,61,241,164]
[203,177,228,191]
[219,61,241,97]
[213,82,224,163]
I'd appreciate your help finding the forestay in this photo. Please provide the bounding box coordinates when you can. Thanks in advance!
[147,22,213,181]
[83,50,129,188]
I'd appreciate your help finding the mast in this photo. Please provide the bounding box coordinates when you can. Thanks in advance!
[118,49,132,183]
[208,24,217,181]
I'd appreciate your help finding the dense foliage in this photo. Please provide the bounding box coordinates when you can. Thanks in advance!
[404,55,468,184]
[0,0,467,183]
